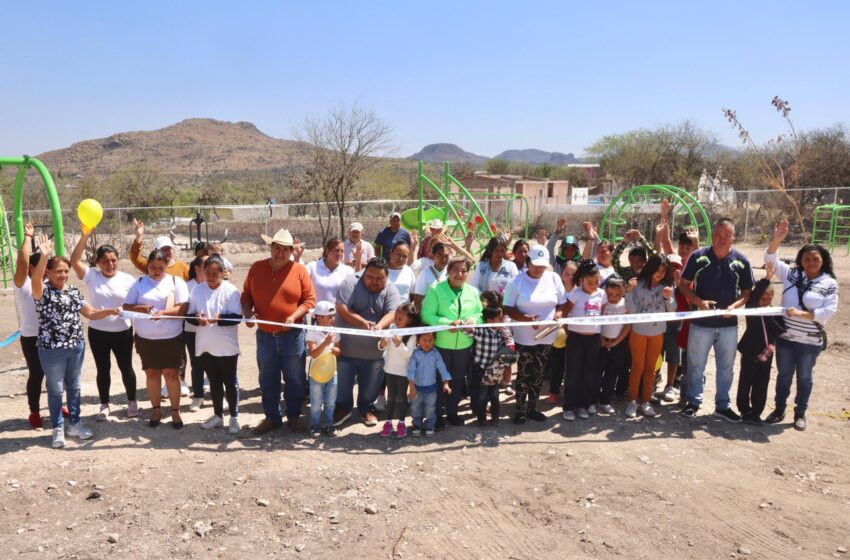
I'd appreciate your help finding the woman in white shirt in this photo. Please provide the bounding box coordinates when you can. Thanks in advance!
[123,250,190,429]
[187,255,242,434]
[469,235,518,296]
[71,229,138,421]
[764,220,839,431]
[387,242,416,303]
[14,228,48,429]
[503,246,566,425]
[306,238,354,303]
[185,255,209,411]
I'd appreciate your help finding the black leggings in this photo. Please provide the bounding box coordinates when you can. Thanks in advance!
[564,332,601,410]
[184,331,205,398]
[21,336,44,413]
[198,353,239,417]
[548,346,566,395]
[596,339,630,405]
[89,327,137,404]
[385,374,409,421]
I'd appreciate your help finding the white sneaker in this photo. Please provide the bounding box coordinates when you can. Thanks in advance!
[625,400,638,418]
[598,404,615,415]
[587,404,597,416]
[374,395,386,413]
[96,405,110,422]
[180,380,190,397]
[576,408,589,419]
[201,415,223,430]
[228,417,240,434]
[562,410,576,421]
[66,421,93,440]
[161,385,169,398]
[189,398,203,412]
[52,427,66,448]
[640,402,657,417]
[661,385,676,402]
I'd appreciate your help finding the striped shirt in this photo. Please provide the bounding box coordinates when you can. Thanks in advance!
[764,251,838,347]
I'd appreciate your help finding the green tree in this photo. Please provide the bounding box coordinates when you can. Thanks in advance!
[586,120,718,190]
[485,158,511,174]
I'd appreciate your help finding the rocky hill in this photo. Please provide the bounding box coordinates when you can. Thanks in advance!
[37,118,304,179]
[408,143,489,165]
[494,148,577,165]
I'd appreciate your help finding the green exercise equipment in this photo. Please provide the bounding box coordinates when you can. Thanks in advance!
[410,162,530,250]
[600,184,711,245]
[0,156,65,288]
[812,204,850,253]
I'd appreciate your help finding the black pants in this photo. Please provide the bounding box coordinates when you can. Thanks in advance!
[21,336,44,413]
[437,347,472,418]
[88,327,137,404]
[385,374,409,421]
[564,333,601,410]
[597,338,630,405]
[477,384,500,422]
[198,353,239,417]
[737,352,772,418]
[514,344,551,415]
[184,331,205,398]
[548,346,566,395]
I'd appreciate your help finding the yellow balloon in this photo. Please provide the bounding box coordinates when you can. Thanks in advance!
[310,352,337,384]
[77,199,103,231]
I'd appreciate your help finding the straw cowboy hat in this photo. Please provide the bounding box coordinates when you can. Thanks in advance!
[260,228,303,247]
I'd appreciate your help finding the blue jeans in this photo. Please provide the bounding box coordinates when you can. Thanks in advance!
[410,389,438,430]
[256,330,306,421]
[774,337,820,416]
[309,375,337,428]
[335,356,384,415]
[38,342,85,430]
[685,324,737,410]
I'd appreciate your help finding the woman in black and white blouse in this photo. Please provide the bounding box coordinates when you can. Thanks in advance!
[30,227,121,449]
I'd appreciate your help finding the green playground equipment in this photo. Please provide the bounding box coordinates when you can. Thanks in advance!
[406,162,530,248]
[812,204,850,252]
[600,184,711,245]
[0,156,65,288]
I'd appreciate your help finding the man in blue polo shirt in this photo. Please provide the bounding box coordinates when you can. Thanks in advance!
[374,212,411,260]
[678,218,754,421]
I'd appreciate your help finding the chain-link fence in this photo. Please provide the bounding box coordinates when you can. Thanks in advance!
[8,187,850,260]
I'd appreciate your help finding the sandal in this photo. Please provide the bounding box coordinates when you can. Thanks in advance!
[148,405,162,428]
[171,407,184,430]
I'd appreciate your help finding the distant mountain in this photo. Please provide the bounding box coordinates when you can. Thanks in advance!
[37,118,303,179]
[494,149,577,165]
[408,143,489,165]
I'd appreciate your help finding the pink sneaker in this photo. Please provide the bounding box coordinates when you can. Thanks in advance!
[379,421,392,438]
[395,423,407,438]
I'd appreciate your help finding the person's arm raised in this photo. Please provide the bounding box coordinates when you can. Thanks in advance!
[14,223,35,288]
[70,228,91,280]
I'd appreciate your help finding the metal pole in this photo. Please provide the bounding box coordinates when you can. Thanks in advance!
[743,191,751,243]
[834,187,839,205]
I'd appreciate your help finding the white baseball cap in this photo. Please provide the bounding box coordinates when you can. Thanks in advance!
[349,222,364,232]
[314,301,336,316]
[529,246,550,267]
[428,218,444,230]
[154,236,174,250]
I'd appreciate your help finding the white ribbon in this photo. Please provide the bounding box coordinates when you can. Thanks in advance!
[119,307,786,339]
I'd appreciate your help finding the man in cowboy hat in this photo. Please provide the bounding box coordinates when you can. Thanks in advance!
[242,229,316,435]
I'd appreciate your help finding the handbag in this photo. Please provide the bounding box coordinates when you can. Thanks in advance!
[756,317,774,362]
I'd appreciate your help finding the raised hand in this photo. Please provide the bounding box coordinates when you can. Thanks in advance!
[774,219,789,242]
[764,260,776,280]
[133,219,144,240]
[35,233,53,256]
[662,286,674,300]
[24,222,35,238]
[625,229,641,242]
[661,199,670,218]
[555,217,567,234]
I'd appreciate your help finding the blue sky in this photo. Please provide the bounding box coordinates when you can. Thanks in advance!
[1,1,848,158]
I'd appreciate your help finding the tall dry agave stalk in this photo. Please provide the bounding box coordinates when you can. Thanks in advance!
[722,96,809,242]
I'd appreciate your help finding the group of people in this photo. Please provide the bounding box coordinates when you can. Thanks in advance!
[15,207,838,448]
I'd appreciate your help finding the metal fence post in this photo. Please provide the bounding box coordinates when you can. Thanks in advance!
[743,191,751,243]
[834,187,839,204]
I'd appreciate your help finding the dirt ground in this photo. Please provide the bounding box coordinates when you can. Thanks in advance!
[1,242,848,560]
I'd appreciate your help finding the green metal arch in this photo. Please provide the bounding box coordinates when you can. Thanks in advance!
[600,184,711,245]
[0,156,65,259]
